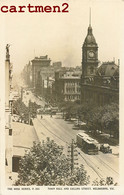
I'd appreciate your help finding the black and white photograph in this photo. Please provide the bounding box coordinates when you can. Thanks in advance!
[0,0,124,194]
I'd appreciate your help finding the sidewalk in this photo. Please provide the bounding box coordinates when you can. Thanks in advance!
[9,122,39,185]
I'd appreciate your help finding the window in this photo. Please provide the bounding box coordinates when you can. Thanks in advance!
[12,156,21,172]
[90,67,94,74]
[5,158,8,166]
[9,129,12,136]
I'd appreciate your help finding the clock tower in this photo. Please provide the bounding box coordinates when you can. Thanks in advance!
[82,20,98,77]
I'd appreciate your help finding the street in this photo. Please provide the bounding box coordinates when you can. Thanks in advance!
[33,114,119,184]
[22,90,46,107]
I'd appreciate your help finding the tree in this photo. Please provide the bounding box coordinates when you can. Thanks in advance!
[78,101,97,130]
[92,177,118,186]
[101,103,119,138]
[15,138,90,186]
[29,101,40,118]
[13,98,40,122]
[80,102,119,138]
[87,105,105,133]
[60,101,82,120]
[13,98,29,122]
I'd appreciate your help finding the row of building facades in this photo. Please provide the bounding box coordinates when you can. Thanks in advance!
[5,45,13,184]
[22,23,119,105]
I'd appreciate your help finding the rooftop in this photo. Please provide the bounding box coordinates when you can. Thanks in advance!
[97,61,119,77]
[83,25,97,46]
[12,122,39,156]
[32,55,51,62]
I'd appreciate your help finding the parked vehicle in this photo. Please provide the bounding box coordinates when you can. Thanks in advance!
[100,144,112,153]
[74,121,86,127]
[65,114,71,121]
[76,133,99,155]
[70,118,77,122]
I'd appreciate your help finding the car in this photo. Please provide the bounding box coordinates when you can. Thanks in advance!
[80,121,86,126]
[100,144,112,153]
[74,121,86,128]
[70,118,77,122]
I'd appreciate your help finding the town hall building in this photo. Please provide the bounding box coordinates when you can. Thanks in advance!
[81,20,119,106]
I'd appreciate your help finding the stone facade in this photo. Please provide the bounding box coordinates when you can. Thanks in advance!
[55,70,81,102]
[82,24,98,77]
[22,56,62,97]
[81,24,119,105]
[31,55,51,89]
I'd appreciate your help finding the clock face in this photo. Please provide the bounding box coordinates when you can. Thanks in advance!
[88,51,95,58]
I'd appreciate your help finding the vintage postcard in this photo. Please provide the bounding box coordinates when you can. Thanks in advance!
[0,0,124,194]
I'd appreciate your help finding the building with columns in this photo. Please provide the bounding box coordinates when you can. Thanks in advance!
[81,21,119,105]
[55,70,81,102]
[31,55,51,90]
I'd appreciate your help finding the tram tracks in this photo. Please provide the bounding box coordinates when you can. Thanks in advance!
[77,151,103,179]
[35,115,119,181]
[36,116,111,179]
[95,155,119,176]
[47,116,119,178]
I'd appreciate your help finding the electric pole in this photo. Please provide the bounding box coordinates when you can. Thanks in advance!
[67,139,78,174]
[28,100,31,125]
[21,87,23,101]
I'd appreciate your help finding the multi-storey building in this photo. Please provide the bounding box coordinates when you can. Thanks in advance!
[52,61,62,71]
[31,55,51,90]
[81,21,119,105]
[55,70,81,102]
[22,61,32,87]
[22,56,62,97]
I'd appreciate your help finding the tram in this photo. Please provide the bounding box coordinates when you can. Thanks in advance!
[76,133,99,155]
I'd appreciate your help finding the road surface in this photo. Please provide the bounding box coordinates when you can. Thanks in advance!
[22,90,46,107]
[33,114,119,184]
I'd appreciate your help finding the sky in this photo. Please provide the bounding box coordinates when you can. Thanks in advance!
[0,0,124,73]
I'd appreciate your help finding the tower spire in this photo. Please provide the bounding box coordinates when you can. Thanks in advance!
[89,7,91,27]
[88,7,92,35]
